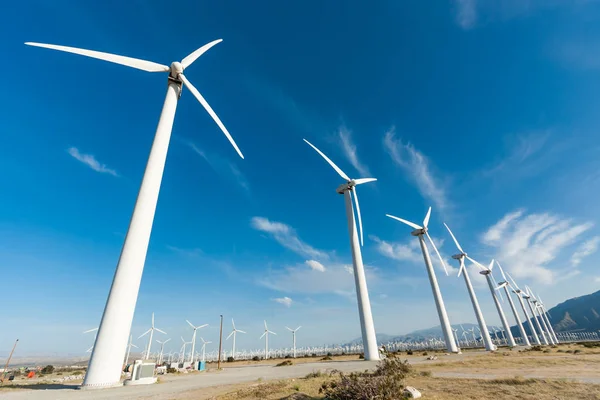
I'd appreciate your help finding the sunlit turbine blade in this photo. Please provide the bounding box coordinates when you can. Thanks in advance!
[86,346,93,353]
[198,324,208,329]
[506,272,520,291]
[152,313,155,328]
[423,207,432,228]
[488,259,495,271]
[465,255,487,270]
[25,42,170,73]
[303,139,350,181]
[186,320,195,329]
[457,262,465,277]
[386,214,422,230]
[491,275,504,302]
[237,330,246,334]
[352,187,364,246]
[232,318,236,329]
[138,329,152,339]
[496,261,508,282]
[181,39,223,69]
[83,328,98,334]
[155,328,167,335]
[443,223,464,254]
[131,344,138,348]
[164,338,171,344]
[296,326,302,331]
[260,332,266,339]
[426,232,448,276]
[180,73,244,159]
[353,178,377,185]
[264,320,268,330]
[226,331,235,340]
[269,331,277,335]
[286,327,293,332]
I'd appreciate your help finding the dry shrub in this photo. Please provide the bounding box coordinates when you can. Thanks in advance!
[276,360,293,367]
[235,381,288,398]
[488,376,540,385]
[319,355,411,400]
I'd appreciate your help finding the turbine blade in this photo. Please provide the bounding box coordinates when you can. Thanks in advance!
[426,232,448,276]
[488,259,495,271]
[296,326,302,331]
[466,256,487,271]
[423,207,432,228]
[353,178,377,185]
[180,39,223,69]
[25,42,170,73]
[226,331,235,340]
[131,344,138,348]
[496,261,508,282]
[155,328,167,335]
[491,275,504,302]
[385,214,422,230]
[352,187,364,246]
[260,332,266,339]
[457,262,465,277]
[180,74,244,159]
[302,139,350,181]
[286,327,293,332]
[164,338,171,343]
[269,331,277,335]
[138,329,151,339]
[198,324,208,329]
[232,318,236,329]
[152,313,155,328]
[83,328,98,334]
[237,330,246,334]
[186,320,195,329]
[264,320,268,330]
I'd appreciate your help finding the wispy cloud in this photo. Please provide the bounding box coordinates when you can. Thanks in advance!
[251,217,329,260]
[272,297,293,307]
[187,142,249,192]
[454,0,477,29]
[166,245,203,258]
[482,209,593,284]
[571,236,600,266]
[67,147,118,176]
[305,260,326,272]
[337,125,370,177]
[383,128,449,211]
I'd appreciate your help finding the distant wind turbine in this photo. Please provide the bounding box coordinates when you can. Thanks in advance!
[138,313,166,360]
[124,335,138,368]
[507,273,541,345]
[226,319,246,360]
[83,327,98,353]
[479,260,516,347]
[156,338,171,365]
[200,337,211,362]
[494,262,530,346]
[186,320,208,364]
[285,326,302,358]
[260,320,276,359]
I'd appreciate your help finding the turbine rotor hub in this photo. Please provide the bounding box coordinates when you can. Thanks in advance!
[336,181,354,194]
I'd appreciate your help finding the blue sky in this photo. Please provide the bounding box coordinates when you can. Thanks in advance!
[2,0,600,356]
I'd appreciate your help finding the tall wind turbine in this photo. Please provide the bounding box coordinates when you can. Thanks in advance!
[186,320,208,364]
[303,139,379,361]
[535,294,559,343]
[286,326,302,358]
[138,313,166,360]
[507,273,541,345]
[26,39,244,388]
[521,286,548,345]
[200,337,211,362]
[226,319,246,360]
[479,260,516,347]
[124,335,138,368]
[494,262,530,346]
[260,320,276,360]
[156,338,171,365]
[386,208,458,353]
[444,224,496,351]
[526,287,555,345]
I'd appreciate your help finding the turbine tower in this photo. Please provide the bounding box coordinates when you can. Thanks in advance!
[444,224,496,351]
[522,287,549,345]
[226,319,246,360]
[286,326,302,358]
[200,337,211,362]
[138,313,167,360]
[479,261,517,347]
[386,208,458,353]
[527,287,556,345]
[186,320,208,364]
[156,338,171,365]
[303,139,379,361]
[26,39,244,388]
[535,294,559,343]
[506,273,541,345]
[260,320,276,360]
[494,262,530,346]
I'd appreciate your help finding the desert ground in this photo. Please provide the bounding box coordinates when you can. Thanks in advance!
[2,343,600,399]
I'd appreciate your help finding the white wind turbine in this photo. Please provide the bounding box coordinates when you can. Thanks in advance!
[386,208,458,353]
[479,260,517,347]
[526,286,556,345]
[260,320,276,360]
[156,338,171,365]
[286,326,302,358]
[444,223,496,351]
[180,337,192,363]
[138,313,167,360]
[534,293,559,343]
[26,39,244,388]
[521,285,548,344]
[200,337,211,362]
[226,319,246,360]
[507,273,541,345]
[303,139,379,361]
[494,262,530,346]
[83,327,99,353]
[186,320,208,364]
[124,335,138,368]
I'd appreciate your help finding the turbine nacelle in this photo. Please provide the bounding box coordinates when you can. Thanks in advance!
[170,61,184,78]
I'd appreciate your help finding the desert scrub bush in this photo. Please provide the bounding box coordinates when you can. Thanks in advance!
[327,352,333,357]
[227,356,235,362]
[276,360,293,367]
[235,381,287,398]
[319,355,411,400]
[406,350,413,355]
[419,370,432,377]
[304,371,324,379]
[573,349,582,354]
[292,384,300,391]
[358,354,364,359]
[422,352,428,356]
[252,356,261,361]
[285,355,292,359]
[72,371,84,376]
[582,342,600,348]
[40,365,55,374]
[166,367,177,373]
[543,349,551,353]
[488,376,540,385]
[321,355,333,361]
[557,349,565,353]
[528,345,543,352]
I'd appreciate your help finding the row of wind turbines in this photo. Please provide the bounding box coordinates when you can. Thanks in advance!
[25,37,560,389]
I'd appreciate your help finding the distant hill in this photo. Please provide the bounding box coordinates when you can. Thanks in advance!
[510,289,600,338]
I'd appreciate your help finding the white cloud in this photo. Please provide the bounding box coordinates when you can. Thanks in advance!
[571,236,600,266]
[595,277,600,283]
[251,217,328,260]
[482,210,593,284]
[383,128,449,211]
[338,126,370,177]
[166,245,203,257]
[188,142,249,192]
[272,297,293,307]
[67,147,118,176]
[305,260,326,272]
[344,265,354,275]
[455,0,477,29]
[371,235,422,263]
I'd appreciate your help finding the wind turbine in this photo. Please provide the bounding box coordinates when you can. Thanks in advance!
[494,262,530,346]
[156,338,171,365]
[526,287,556,345]
[286,326,302,358]
[26,39,244,389]
[138,313,167,360]
[535,294,559,343]
[451,327,460,349]
[180,337,192,363]
[444,224,496,351]
[83,328,99,353]
[226,319,246,360]
[124,335,138,368]
[260,320,276,360]
[479,260,516,347]
[507,273,541,345]
[186,320,208,364]
[386,208,458,353]
[303,139,379,361]
[521,286,549,345]
[200,337,211,362]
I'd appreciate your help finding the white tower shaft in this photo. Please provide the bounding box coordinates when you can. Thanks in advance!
[503,286,530,346]
[83,82,180,388]
[343,190,379,361]
[535,305,555,345]
[484,273,516,347]
[460,260,495,351]
[541,310,559,343]
[232,332,236,359]
[526,298,548,345]
[516,294,540,345]
[190,331,197,363]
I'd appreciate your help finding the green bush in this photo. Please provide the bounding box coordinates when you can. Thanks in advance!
[40,365,54,374]
[321,356,333,361]
[226,356,235,362]
[252,356,261,361]
[166,367,177,373]
[358,354,364,359]
[406,350,413,355]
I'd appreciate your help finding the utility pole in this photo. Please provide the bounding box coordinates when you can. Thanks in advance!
[217,315,223,370]
[1,339,19,383]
